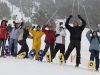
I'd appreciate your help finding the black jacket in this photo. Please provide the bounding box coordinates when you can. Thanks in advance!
[65,16,86,41]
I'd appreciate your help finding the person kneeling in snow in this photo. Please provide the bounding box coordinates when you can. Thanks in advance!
[17,22,29,58]
[86,30,100,71]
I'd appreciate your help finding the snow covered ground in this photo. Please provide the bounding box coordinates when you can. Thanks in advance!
[0,0,100,75]
[0,28,99,75]
[0,57,99,75]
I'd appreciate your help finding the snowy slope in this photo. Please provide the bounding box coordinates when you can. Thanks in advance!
[0,57,99,75]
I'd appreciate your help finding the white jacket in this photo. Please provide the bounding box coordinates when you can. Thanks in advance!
[55,27,66,44]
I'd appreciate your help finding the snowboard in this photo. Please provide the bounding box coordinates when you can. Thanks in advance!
[58,53,64,65]
[88,61,95,71]
[38,50,44,61]
[46,51,51,63]
[28,50,36,59]
[16,52,26,59]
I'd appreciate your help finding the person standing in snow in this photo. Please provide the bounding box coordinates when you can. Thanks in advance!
[29,25,44,60]
[17,22,29,58]
[42,25,56,61]
[7,24,13,45]
[0,19,8,57]
[52,22,66,59]
[86,30,100,71]
[64,15,86,67]
[9,20,20,57]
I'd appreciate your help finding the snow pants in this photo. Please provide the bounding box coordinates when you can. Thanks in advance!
[64,40,81,65]
[18,40,29,58]
[52,43,65,59]
[43,43,54,60]
[89,50,99,69]
[32,39,41,60]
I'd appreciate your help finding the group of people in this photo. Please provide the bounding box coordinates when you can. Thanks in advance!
[0,14,100,71]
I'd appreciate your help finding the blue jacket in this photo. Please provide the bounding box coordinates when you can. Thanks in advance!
[10,27,19,40]
[86,30,100,52]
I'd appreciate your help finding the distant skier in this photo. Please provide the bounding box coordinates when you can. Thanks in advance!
[29,25,44,60]
[42,25,55,62]
[0,19,8,57]
[9,20,20,56]
[17,22,29,58]
[86,30,100,71]
[64,15,86,67]
[52,22,66,60]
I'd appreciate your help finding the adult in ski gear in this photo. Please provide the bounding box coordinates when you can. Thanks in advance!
[52,22,66,59]
[17,22,29,58]
[86,30,100,71]
[64,15,86,67]
[29,25,44,60]
[42,25,56,61]
[9,20,20,56]
[0,20,8,57]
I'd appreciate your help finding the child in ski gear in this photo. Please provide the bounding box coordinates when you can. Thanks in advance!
[42,25,55,61]
[17,22,29,58]
[52,22,66,59]
[9,20,20,56]
[64,15,86,67]
[86,30,100,71]
[7,24,13,46]
[29,25,44,60]
[0,20,8,57]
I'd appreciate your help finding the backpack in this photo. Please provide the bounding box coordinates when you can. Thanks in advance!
[0,26,8,40]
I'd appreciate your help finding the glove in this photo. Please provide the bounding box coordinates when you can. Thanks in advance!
[69,15,72,18]
[56,34,60,37]
[96,29,100,32]
[77,15,81,18]
[32,26,35,29]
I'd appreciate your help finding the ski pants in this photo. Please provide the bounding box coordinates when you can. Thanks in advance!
[18,40,29,58]
[52,43,65,59]
[89,50,99,69]
[32,39,41,60]
[43,43,54,59]
[64,40,81,65]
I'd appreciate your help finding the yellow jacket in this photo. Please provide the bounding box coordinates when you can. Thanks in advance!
[29,28,44,49]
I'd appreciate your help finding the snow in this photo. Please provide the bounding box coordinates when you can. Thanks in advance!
[0,28,97,75]
[0,57,99,75]
[0,0,31,21]
[0,0,100,74]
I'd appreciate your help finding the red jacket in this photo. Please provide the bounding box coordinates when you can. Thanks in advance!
[42,26,55,44]
[0,25,8,40]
